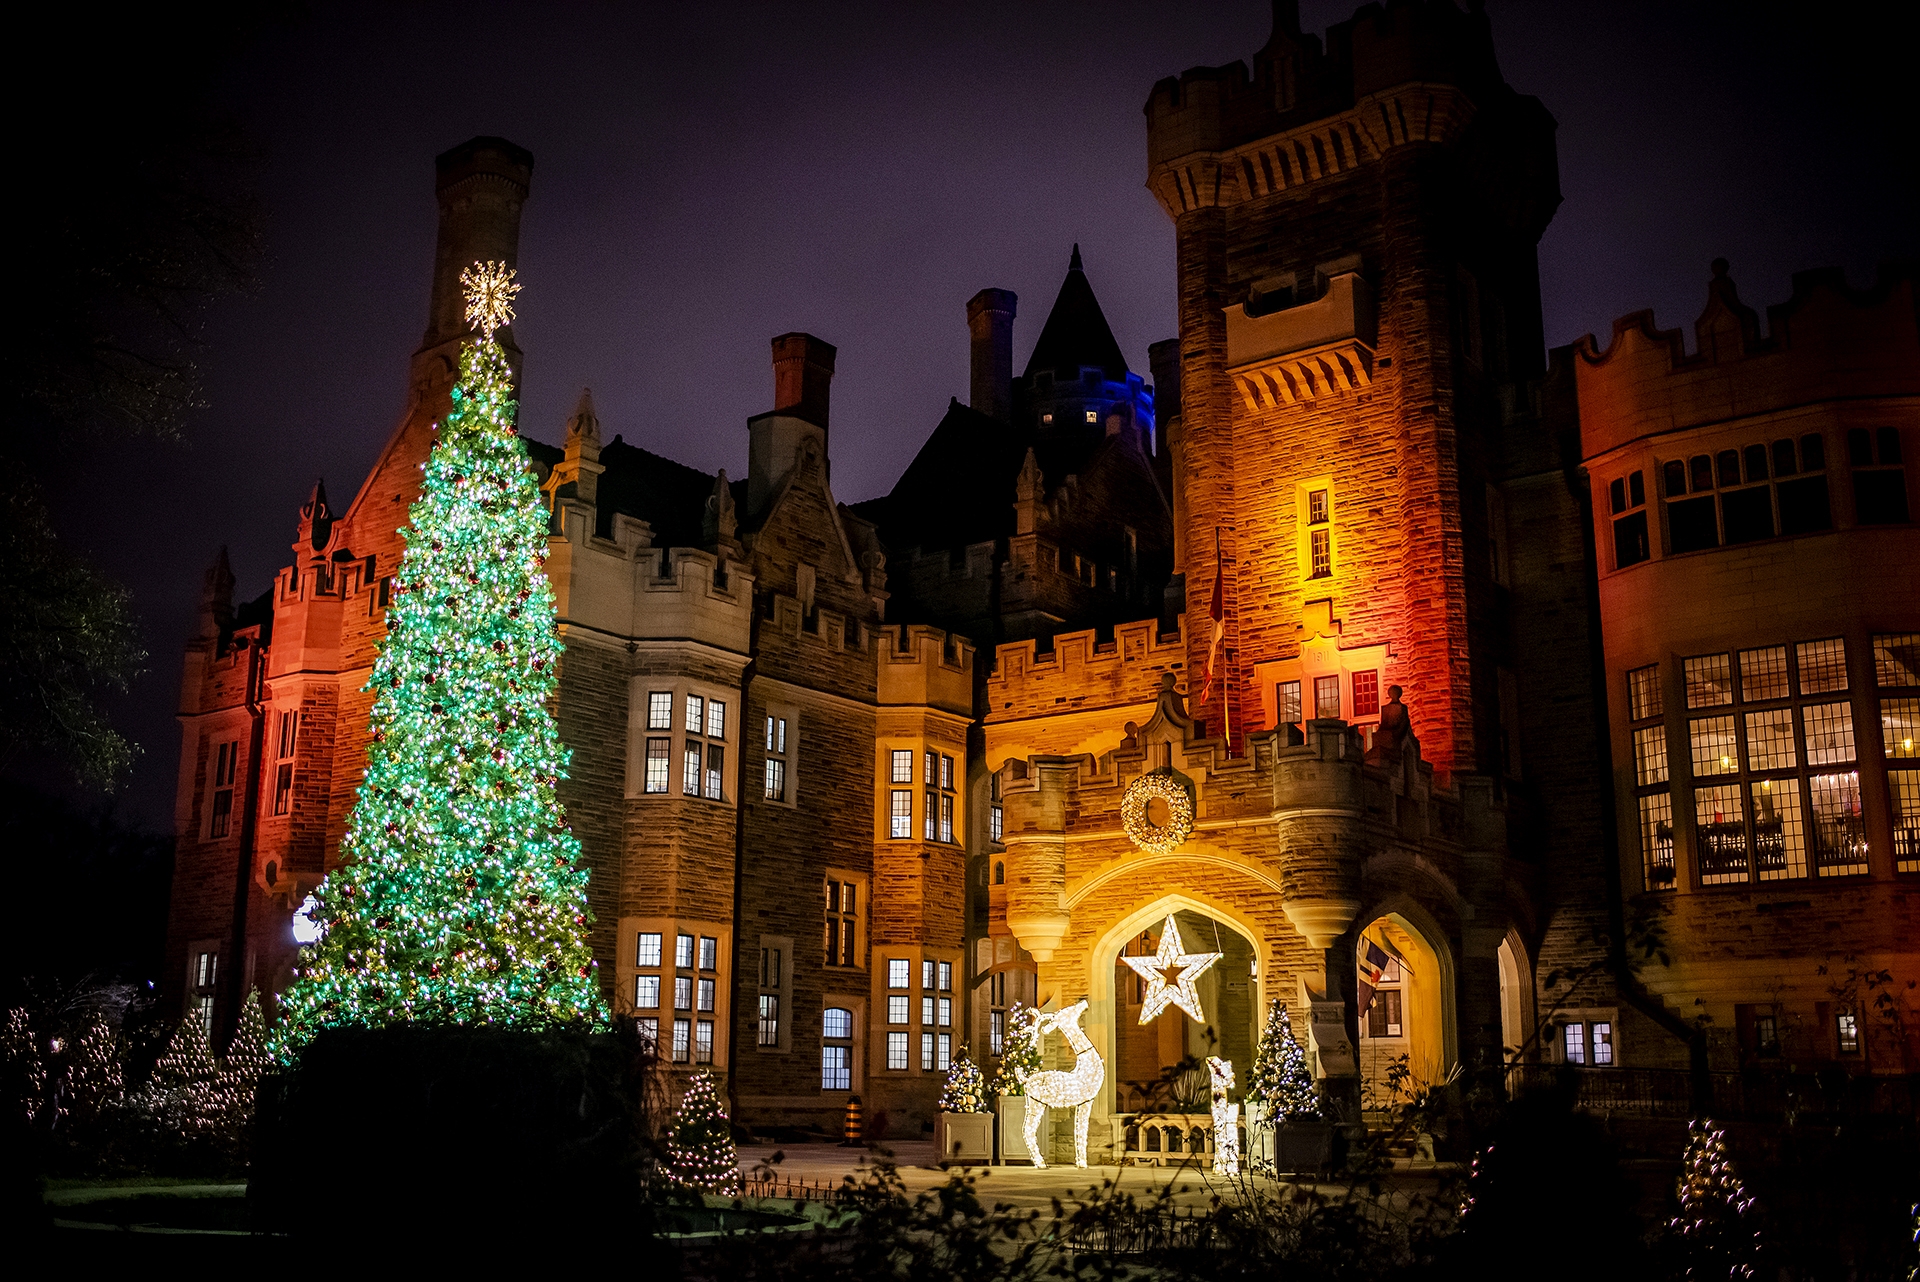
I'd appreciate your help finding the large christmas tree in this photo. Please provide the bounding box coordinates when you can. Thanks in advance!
[276,262,604,1051]
[1246,999,1318,1121]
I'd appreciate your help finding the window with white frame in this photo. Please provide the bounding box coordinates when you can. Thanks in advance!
[757,935,790,1051]
[272,709,299,816]
[922,750,957,843]
[208,740,238,838]
[822,1007,854,1090]
[764,710,792,802]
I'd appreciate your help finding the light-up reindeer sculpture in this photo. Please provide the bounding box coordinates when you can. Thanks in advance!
[1021,1000,1105,1169]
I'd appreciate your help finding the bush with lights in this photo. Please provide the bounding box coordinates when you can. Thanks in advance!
[939,1049,988,1113]
[275,263,605,1054]
[1246,999,1318,1122]
[665,1070,740,1194]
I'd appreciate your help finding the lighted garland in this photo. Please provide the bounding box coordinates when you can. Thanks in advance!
[1121,772,1194,856]
[273,265,605,1056]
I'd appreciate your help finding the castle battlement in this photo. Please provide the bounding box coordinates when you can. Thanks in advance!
[876,623,973,715]
[1569,263,1920,459]
[987,618,1187,721]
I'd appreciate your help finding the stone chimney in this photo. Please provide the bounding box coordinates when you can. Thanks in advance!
[1148,338,1182,438]
[750,333,837,517]
[419,137,534,359]
[966,288,1017,422]
[771,333,836,430]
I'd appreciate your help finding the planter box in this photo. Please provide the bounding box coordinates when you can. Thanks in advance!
[1243,1101,1274,1169]
[996,1095,1032,1164]
[935,1112,993,1165]
[1273,1120,1335,1172]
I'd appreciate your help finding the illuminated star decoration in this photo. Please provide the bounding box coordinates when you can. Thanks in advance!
[460,259,520,339]
[1124,914,1223,1024]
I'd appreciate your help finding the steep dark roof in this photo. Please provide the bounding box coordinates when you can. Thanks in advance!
[591,437,723,548]
[851,400,1029,552]
[1022,245,1129,382]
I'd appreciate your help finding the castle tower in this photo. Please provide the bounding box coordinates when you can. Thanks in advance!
[418,137,533,375]
[1145,0,1558,780]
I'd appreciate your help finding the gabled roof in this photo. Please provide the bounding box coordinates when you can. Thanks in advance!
[1023,245,1129,382]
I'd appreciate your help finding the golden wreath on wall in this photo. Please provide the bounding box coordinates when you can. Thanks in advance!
[1121,772,1194,855]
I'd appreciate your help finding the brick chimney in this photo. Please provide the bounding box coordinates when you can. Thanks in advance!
[966,288,1017,422]
[750,333,838,517]
[419,137,534,358]
[771,332,836,429]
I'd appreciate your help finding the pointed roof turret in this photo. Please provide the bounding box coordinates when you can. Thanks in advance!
[299,480,334,552]
[1023,244,1129,382]
[566,388,601,447]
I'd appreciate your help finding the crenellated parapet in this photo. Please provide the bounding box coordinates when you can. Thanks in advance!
[875,623,973,715]
[989,619,1187,717]
[1570,262,1920,458]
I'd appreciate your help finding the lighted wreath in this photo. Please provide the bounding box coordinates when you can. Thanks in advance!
[1121,772,1194,856]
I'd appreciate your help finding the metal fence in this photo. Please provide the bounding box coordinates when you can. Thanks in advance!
[1506,1064,1920,1121]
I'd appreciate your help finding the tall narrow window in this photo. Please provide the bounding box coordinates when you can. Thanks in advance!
[644,738,669,794]
[647,691,672,730]
[1610,470,1649,568]
[890,790,912,839]
[825,878,859,967]
[821,1008,853,1090]
[988,771,1004,843]
[1277,680,1302,732]
[764,713,790,801]
[209,741,238,838]
[1877,632,1920,872]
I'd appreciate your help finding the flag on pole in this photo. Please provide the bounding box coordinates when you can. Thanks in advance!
[1357,937,1391,1017]
[1197,528,1225,704]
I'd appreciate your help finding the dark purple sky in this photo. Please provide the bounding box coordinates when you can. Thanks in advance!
[49,1,1914,826]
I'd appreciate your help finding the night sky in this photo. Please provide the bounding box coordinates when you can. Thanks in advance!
[45,1,1914,827]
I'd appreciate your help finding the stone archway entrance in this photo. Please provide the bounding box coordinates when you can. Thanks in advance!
[1110,908,1257,1112]
[1354,912,1451,1109]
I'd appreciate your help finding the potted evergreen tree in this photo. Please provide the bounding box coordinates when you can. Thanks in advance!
[934,1049,992,1164]
[992,1004,1044,1164]
[1245,999,1330,1171]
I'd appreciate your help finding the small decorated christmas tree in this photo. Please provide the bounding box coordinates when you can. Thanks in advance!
[212,989,272,1150]
[275,263,604,1053]
[994,1003,1043,1097]
[939,1049,988,1113]
[1669,1117,1764,1277]
[665,1071,741,1194]
[61,1018,125,1142]
[1246,999,1318,1121]
[141,1018,225,1144]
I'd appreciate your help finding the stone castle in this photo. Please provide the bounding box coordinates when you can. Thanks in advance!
[166,0,1918,1149]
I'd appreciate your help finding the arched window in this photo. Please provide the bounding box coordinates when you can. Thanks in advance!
[993,861,1005,885]
[821,1007,853,1091]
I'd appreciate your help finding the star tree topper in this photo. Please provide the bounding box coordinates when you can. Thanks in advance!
[1124,914,1223,1025]
[460,259,520,339]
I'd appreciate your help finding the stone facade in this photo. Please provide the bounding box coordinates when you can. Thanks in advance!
[164,2,1915,1169]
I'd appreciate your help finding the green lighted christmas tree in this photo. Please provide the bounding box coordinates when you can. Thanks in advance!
[939,1049,988,1113]
[1669,1117,1764,1278]
[1246,999,1318,1121]
[993,1003,1044,1096]
[276,262,604,1053]
[666,1071,741,1194]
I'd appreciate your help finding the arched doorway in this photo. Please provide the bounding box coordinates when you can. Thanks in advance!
[1354,912,1451,1109]
[1497,932,1530,1063]
[1109,908,1258,1113]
